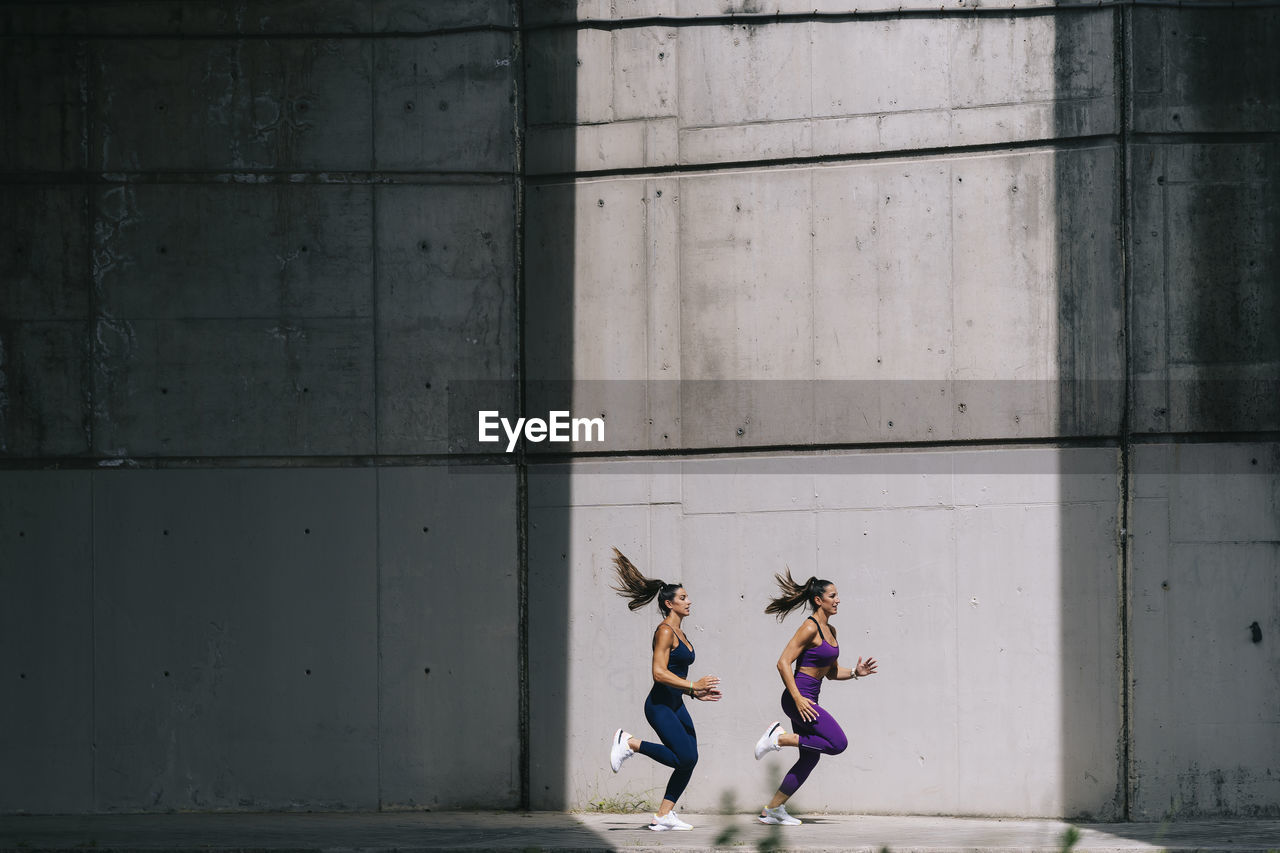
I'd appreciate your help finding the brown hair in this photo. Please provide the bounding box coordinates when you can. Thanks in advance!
[764,567,832,620]
[611,547,682,615]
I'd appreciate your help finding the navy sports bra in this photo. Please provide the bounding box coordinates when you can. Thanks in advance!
[649,626,696,705]
[664,629,695,679]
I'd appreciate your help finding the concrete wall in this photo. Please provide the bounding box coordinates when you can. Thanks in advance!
[530,449,1123,817]
[0,465,519,814]
[1124,7,1280,820]
[1130,444,1280,819]
[519,2,1278,820]
[2,0,1278,821]
[518,6,1131,818]
[0,1,523,813]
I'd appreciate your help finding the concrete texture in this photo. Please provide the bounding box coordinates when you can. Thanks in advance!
[89,470,380,811]
[1127,9,1280,438]
[0,38,88,172]
[522,1,1078,25]
[527,448,1124,817]
[1,0,524,816]
[1130,9,1280,136]
[3,811,1280,853]
[0,464,518,813]
[527,13,1116,174]
[376,466,521,809]
[524,145,1124,452]
[1129,444,1280,820]
[374,34,517,173]
[93,39,372,172]
[0,472,95,814]
[375,182,517,455]
[3,0,1279,827]
[1130,142,1280,435]
[0,7,518,460]
[0,2,514,35]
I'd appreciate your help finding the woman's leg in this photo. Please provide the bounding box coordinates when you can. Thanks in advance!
[791,704,848,755]
[766,693,848,808]
[662,704,698,805]
[776,750,820,799]
[639,697,698,815]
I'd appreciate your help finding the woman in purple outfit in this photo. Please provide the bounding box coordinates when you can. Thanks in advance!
[752,570,878,826]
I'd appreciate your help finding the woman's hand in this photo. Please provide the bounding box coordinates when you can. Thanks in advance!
[691,675,720,700]
[692,675,722,701]
[792,694,819,722]
[694,685,723,702]
[854,656,878,678]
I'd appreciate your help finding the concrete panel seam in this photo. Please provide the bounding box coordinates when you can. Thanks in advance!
[1129,132,1280,146]
[520,4,1186,35]
[1168,538,1280,545]
[519,435,1127,461]
[1129,431,1280,444]
[519,1,1280,35]
[673,97,1113,134]
[1119,3,1135,819]
[523,133,1122,183]
[0,172,519,185]
[511,0,530,811]
[89,471,97,807]
[370,25,382,808]
[3,27,522,41]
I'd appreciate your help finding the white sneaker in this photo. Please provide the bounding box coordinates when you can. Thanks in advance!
[649,811,693,831]
[609,728,634,773]
[758,804,802,825]
[754,721,785,760]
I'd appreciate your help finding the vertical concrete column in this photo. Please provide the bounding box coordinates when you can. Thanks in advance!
[1124,7,1280,819]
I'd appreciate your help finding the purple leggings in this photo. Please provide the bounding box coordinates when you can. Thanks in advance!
[778,672,848,796]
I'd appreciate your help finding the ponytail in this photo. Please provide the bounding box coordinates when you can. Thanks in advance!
[764,567,832,620]
[611,547,682,615]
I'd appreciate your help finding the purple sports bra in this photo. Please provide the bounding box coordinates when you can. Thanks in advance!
[795,615,839,670]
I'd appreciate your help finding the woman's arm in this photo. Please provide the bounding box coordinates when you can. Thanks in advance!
[827,655,878,681]
[777,620,820,720]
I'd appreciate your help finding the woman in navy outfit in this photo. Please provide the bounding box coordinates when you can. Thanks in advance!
[607,548,722,832]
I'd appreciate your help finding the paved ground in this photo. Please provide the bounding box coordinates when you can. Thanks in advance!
[1,811,1278,852]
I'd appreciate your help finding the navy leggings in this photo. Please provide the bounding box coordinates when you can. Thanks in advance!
[637,688,699,804]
